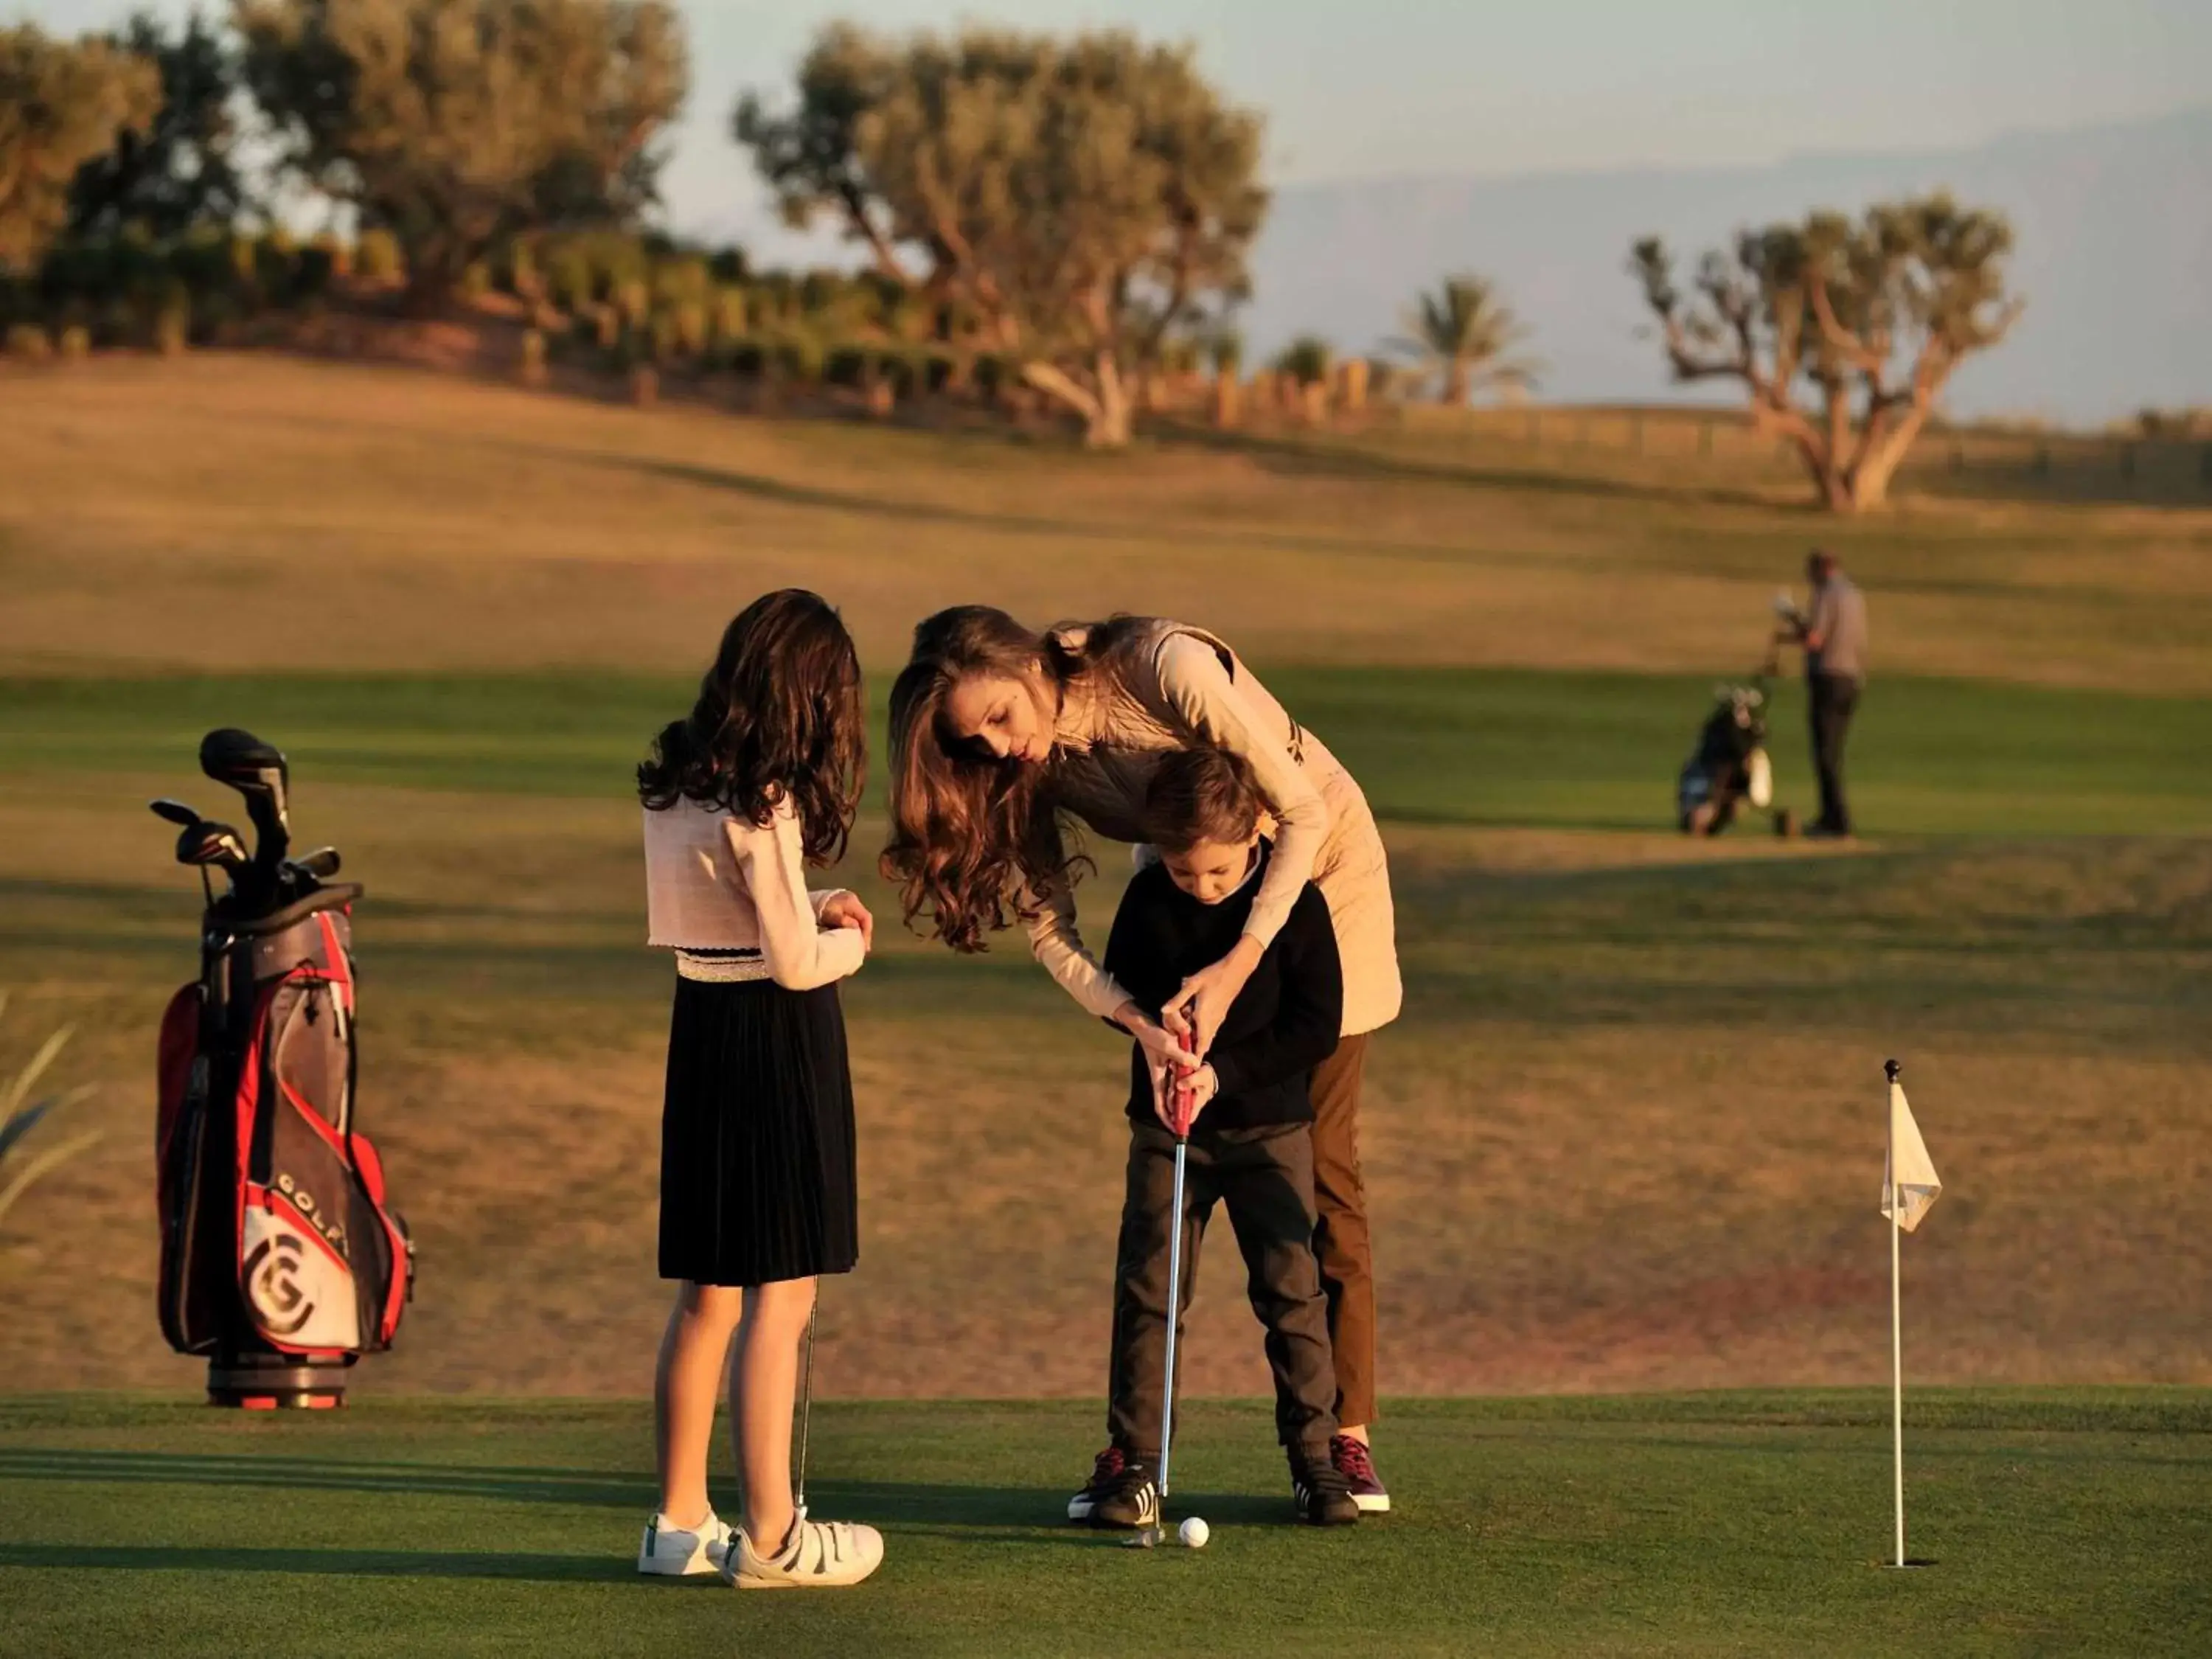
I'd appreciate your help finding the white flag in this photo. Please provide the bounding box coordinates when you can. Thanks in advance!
[1881,1082,1941,1232]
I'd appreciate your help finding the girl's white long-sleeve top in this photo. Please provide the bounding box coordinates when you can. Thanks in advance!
[643,795,861,990]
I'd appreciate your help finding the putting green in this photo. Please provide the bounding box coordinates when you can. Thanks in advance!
[1,1391,2206,1657]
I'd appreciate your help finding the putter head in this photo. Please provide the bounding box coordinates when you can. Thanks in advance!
[1121,1526,1163,1549]
[149,798,201,827]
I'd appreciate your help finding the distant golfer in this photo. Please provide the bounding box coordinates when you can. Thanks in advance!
[1778,549,1868,837]
[883,609,1401,1513]
[636,589,885,1589]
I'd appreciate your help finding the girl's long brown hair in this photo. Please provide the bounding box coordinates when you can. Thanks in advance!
[639,589,865,866]
[881,607,1142,951]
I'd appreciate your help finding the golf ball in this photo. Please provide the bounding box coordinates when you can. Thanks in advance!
[1179,1517,1209,1549]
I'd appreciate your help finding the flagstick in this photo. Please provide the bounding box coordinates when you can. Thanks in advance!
[1886,1056,1905,1569]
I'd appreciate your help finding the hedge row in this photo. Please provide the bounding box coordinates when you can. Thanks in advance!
[1,229,342,351]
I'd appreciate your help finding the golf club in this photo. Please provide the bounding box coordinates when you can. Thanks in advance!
[288,846,343,881]
[150,798,202,828]
[173,817,248,934]
[1127,1028,1198,1549]
[200,728,293,902]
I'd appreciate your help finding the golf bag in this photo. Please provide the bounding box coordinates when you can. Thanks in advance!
[152,729,413,1406]
[1676,672,1775,836]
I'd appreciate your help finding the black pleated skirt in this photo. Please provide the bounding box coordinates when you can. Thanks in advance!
[658,975,858,1286]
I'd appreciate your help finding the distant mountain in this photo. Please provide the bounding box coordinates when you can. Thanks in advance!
[1239,107,2212,427]
[680,106,2211,428]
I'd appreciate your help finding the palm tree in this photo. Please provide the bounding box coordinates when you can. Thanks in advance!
[1388,274,1541,406]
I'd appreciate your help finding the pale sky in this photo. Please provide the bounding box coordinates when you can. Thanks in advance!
[19,0,2209,241]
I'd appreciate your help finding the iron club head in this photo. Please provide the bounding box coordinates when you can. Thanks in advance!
[149,798,201,827]
[175,820,249,872]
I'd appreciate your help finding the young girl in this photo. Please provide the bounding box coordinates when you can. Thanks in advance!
[636,589,884,1590]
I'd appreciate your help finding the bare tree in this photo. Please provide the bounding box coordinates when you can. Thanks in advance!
[1631,194,2022,512]
[0,24,160,270]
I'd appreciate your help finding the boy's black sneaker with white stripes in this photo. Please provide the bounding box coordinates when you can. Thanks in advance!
[1290,1448,1360,1526]
[1087,1457,1161,1530]
[1067,1446,1127,1523]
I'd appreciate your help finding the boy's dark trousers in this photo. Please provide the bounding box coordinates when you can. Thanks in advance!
[1107,1121,1339,1460]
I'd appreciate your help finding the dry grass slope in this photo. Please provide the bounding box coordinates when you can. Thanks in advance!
[1,355,2206,1402]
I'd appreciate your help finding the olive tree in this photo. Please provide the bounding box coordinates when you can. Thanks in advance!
[0,24,161,270]
[738,26,1266,447]
[69,10,248,240]
[1631,194,2022,512]
[236,0,687,307]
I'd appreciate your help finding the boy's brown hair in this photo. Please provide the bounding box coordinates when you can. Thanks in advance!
[1144,748,1262,853]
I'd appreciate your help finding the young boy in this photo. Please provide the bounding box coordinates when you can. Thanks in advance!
[1070,746,1360,1528]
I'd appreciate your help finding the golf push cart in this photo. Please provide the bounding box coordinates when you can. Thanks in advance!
[1674,597,1804,837]
[151,729,414,1408]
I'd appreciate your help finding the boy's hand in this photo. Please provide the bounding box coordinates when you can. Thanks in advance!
[1153,1063,1218,1135]
[818,892,874,950]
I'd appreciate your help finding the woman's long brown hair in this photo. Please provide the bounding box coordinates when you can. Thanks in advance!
[638,589,865,866]
[881,607,1141,951]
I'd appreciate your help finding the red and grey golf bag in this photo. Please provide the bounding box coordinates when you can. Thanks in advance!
[152,729,414,1407]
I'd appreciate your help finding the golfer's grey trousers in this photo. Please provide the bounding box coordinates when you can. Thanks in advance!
[1107,1121,1338,1459]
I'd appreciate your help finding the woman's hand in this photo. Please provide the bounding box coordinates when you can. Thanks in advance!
[1116,1001,1200,1077]
[1164,935,1265,1059]
[818,892,874,951]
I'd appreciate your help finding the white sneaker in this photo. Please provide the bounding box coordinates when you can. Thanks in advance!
[723,1514,885,1589]
[637,1509,734,1576]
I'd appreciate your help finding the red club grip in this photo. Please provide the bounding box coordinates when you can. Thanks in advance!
[1170,1027,1198,1137]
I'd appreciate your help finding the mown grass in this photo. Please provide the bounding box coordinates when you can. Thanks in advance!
[1,1391,2206,1658]
[4,663,2206,834]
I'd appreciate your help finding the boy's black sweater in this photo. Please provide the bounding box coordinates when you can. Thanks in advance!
[1102,844,1343,1133]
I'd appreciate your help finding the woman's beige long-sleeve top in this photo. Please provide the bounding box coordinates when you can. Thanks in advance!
[1023,620,1402,1038]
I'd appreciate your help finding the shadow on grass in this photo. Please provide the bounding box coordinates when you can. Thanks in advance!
[0,1449,1124,1532]
[540,446,1658,580]
[0,1448,1328,1551]
[1151,421,1791,514]
[0,1542,641,1582]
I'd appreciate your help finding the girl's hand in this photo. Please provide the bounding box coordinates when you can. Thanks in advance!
[1164,936,1264,1059]
[818,892,874,951]
[1116,1001,1200,1077]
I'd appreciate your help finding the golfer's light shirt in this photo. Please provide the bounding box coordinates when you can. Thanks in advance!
[1807,575,1869,683]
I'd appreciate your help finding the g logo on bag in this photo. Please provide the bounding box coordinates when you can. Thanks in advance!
[244,1233,316,1335]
